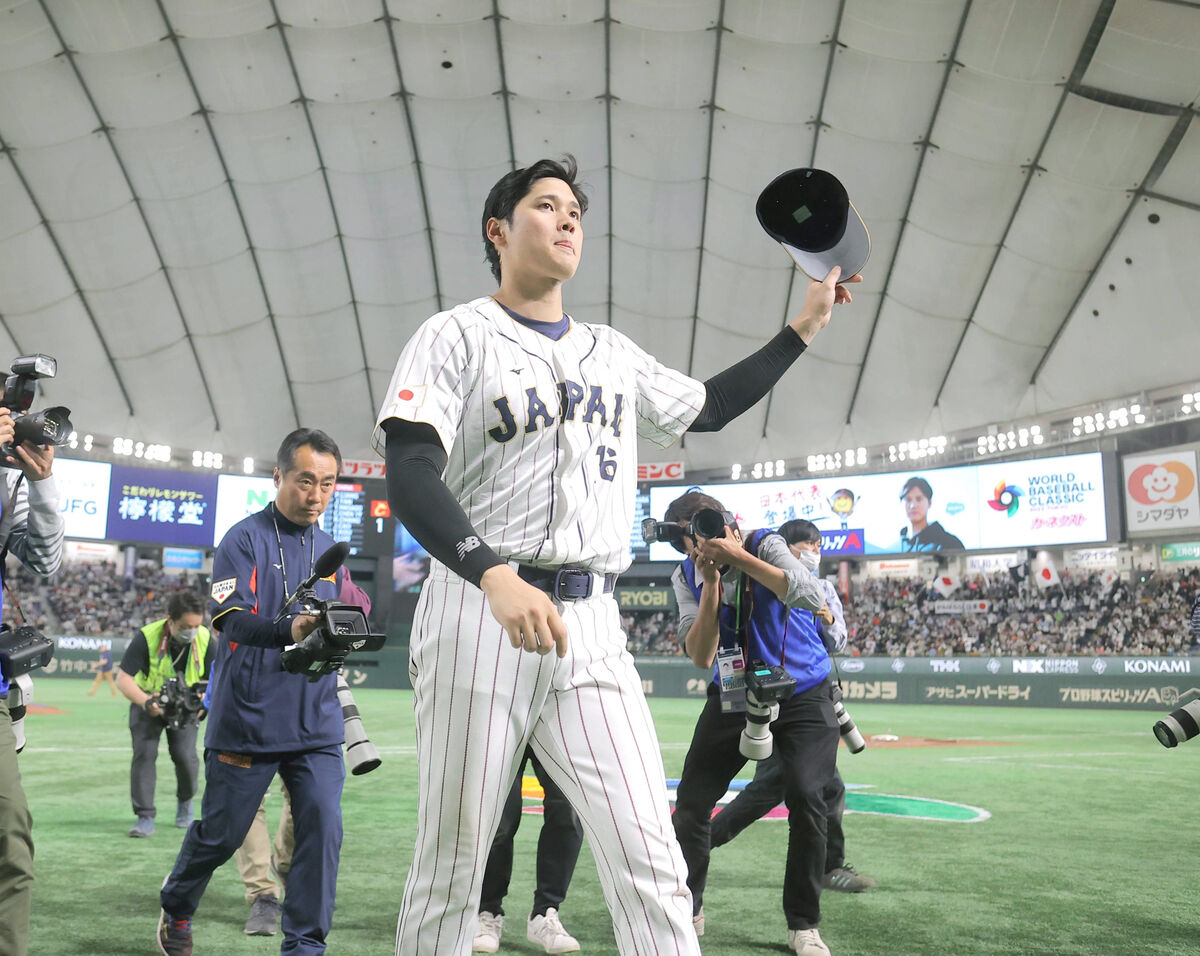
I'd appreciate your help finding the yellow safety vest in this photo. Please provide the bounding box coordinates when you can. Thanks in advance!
[132,618,211,695]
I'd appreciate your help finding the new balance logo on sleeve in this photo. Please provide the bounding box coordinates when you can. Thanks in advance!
[456,536,481,561]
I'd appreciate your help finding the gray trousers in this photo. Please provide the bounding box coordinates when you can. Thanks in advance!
[0,693,33,956]
[129,704,199,818]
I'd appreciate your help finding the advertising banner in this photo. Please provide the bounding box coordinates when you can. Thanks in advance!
[162,547,204,570]
[54,457,112,540]
[615,587,676,611]
[1160,542,1200,563]
[1062,546,1119,569]
[106,465,217,547]
[647,453,1108,561]
[1123,449,1200,534]
[932,600,990,614]
[213,475,276,547]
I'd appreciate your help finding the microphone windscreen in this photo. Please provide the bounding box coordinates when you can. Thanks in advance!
[314,541,351,578]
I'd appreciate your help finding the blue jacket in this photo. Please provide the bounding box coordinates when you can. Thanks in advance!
[205,505,344,752]
[682,529,830,695]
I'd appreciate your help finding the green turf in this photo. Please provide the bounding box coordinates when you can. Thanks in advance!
[17,679,1200,954]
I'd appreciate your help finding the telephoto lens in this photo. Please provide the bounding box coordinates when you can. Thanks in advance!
[1153,695,1200,748]
[739,691,778,761]
[337,673,382,774]
[832,699,866,754]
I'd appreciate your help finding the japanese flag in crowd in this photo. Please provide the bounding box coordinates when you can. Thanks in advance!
[932,569,960,597]
[1033,553,1061,589]
[1099,568,1119,592]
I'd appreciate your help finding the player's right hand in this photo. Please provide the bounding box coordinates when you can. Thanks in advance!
[480,565,569,658]
[291,613,321,643]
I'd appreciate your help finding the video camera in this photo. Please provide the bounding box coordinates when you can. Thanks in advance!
[152,677,208,731]
[739,661,796,760]
[642,507,735,555]
[275,542,387,682]
[0,354,73,465]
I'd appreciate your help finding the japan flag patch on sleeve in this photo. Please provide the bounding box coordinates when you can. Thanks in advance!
[384,384,428,420]
[211,578,237,604]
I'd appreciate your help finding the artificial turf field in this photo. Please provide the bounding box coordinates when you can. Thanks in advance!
[17,677,1200,955]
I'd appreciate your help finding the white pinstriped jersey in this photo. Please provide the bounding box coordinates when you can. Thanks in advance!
[373,296,705,574]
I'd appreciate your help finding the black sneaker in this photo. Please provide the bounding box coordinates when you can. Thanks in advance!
[244,893,281,936]
[822,863,877,893]
[157,910,193,956]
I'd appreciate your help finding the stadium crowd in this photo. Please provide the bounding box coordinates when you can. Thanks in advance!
[29,562,198,636]
[622,567,1200,658]
[16,559,1200,657]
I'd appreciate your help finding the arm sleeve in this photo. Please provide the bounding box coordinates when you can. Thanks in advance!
[755,533,825,611]
[688,328,807,433]
[219,609,294,649]
[207,525,291,646]
[672,565,700,645]
[820,579,848,653]
[384,420,505,588]
[4,475,65,576]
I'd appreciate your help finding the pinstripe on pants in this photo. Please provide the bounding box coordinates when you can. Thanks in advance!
[394,566,699,956]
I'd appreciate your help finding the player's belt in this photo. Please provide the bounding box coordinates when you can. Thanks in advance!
[516,565,617,601]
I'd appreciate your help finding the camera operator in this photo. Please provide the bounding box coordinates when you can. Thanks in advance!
[115,591,213,838]
[666,492,839,956]
[0,405,65,956]
[157,428,349,956]
[710,520,876,894]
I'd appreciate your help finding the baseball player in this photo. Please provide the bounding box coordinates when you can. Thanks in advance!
[374,155,859,956]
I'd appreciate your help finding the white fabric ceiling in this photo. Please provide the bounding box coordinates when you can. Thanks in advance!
[1,0,1197,470]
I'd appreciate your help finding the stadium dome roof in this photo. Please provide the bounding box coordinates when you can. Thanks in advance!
[2,0,1197,470]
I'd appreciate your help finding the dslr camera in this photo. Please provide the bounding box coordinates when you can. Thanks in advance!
[643,507,735,554]
[152,677,208,731]
[0,353,73,465]
[739,660,796,760]
[1,623,55,754]
[276,543,387,682]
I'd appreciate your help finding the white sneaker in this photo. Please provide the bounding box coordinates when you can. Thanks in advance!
[473,911,503,953]
[693,906,705,937]
[788,927,832,955]
[527,908,580,954]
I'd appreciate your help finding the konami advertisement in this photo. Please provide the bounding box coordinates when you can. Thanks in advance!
[646,452,1108,561]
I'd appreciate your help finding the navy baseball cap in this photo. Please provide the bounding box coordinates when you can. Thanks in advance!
[755,168,870,282]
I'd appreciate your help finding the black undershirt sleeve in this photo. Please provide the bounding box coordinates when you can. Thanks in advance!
[219,609,294,649]
[383,419,505,588]
[688,326,808,433]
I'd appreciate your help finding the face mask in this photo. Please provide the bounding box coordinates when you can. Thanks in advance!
[797,549,821,574]
[172,627,200,645]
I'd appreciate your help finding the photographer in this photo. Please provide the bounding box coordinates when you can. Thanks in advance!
[158,429,348,956]
[0,405,65,956]
[666,492,839,956]
[115,591,213,838]
[710,520,876,895]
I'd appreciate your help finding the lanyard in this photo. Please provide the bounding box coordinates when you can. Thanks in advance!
[272,505,315,613]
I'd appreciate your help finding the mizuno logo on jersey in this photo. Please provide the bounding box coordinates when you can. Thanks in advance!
[487,381,625,444]
[456,536,481,560]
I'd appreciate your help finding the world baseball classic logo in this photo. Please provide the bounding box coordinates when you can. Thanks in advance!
[986,480,1022,517]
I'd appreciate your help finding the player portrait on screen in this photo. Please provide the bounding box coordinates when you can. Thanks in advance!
[896,476,963,552]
